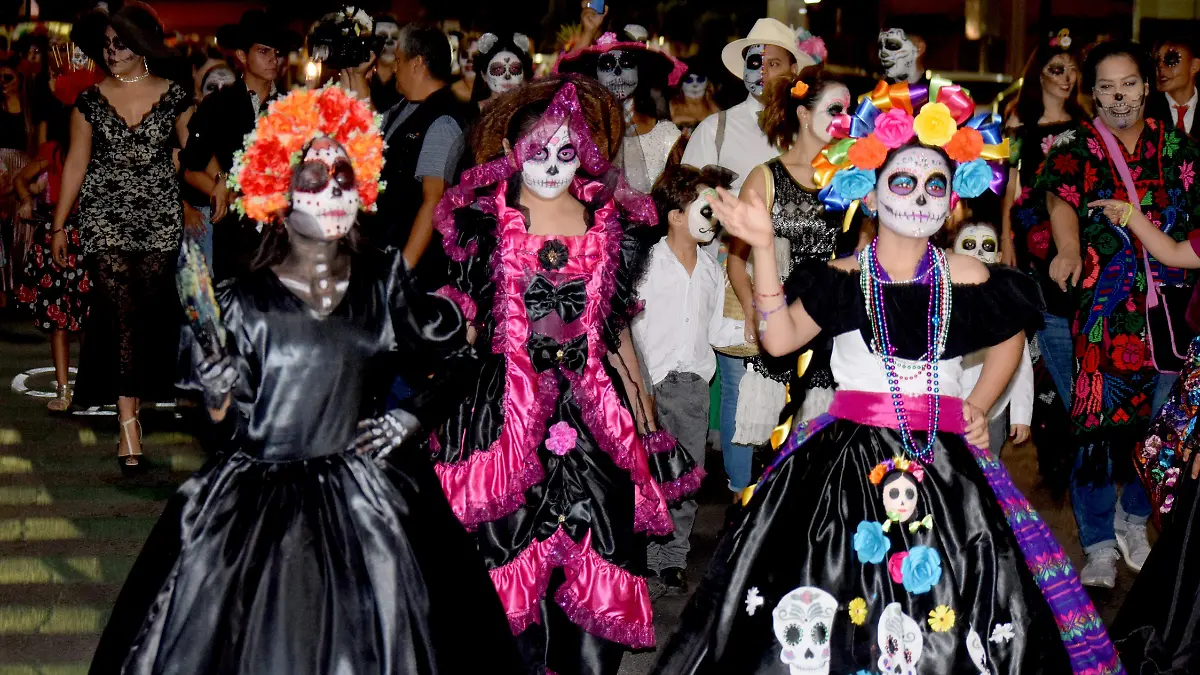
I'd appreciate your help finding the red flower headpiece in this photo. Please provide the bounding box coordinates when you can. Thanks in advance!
[230,84,384,226]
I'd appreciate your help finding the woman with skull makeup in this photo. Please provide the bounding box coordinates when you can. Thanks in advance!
[1035,40,1200,589]
[431,76,702,675]
[668,56,719,134]
[87,84,524,675]
[556,32,687,194]
[59,3,194,470]
[653,86,1123,675]
[470,32,534,111]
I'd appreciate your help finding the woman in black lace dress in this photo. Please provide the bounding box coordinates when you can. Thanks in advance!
[55,4,193,470]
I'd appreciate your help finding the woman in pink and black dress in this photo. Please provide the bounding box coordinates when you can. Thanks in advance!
[431,75,702,675]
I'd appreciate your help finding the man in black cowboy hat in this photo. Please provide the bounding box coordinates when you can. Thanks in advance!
[181,9,295,281]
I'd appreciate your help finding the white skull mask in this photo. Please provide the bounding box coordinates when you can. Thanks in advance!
[448,34,460,75]
[879,28,920,83]
[743,44,765,96]
[881,472,919,523]
[289,138,360,240]
[681,73,708,100]
[772,586,836,675]
[201,66,236,100]
[954,223,999,264]
[877,602,923,675]
[375,22,401,64]
[875,147,951,239]
[686,187,719,243]
[521,124,580,200]
[485,50,524,95]
[597,49,638,100]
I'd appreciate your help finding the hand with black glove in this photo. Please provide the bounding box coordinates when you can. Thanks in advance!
[352,409,421,462]
[194,338,238,412]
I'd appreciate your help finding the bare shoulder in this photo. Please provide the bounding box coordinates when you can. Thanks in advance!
[829,256,860,273]
[946,252,989,284]
[739,163,766,199]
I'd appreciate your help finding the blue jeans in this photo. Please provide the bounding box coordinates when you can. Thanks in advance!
[1037,313,1074,409]
[717,353,755,491]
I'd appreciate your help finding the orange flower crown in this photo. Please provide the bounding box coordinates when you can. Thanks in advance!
[229,85,385,226]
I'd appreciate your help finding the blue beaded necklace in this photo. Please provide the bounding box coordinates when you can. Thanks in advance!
[858,241,952,464]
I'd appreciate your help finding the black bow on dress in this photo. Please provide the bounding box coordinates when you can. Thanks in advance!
[528,333,588,373]
[524,275,587,323]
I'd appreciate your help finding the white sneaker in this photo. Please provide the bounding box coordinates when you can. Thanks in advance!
[1115,522,1151,572]
[1079,548,1119,588]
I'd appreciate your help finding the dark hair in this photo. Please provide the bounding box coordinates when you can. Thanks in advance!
[470,34,534,104]
[1009,37,1086,129]
[761,65,840,151]
[1082,39,1155,92]
[651,158,736,227]
[71,1,190,85]
[398,23,453,83]
[1153,28,1200,58]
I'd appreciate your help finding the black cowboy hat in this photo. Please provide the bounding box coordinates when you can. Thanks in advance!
[225,10,300,53]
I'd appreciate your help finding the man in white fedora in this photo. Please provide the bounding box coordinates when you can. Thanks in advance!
[680,17,812,193]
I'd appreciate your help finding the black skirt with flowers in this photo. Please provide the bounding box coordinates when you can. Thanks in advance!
[17,216,88,333]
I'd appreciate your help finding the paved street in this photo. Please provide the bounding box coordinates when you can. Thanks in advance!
[0,312,1135,674]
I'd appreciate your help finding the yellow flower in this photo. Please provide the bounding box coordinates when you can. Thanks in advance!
[848,597,868,626]
[893,457,910,471]
[913,103,957,147]
[928,605,956,632]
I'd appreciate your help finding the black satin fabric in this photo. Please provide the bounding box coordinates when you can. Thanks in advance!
[652,422,1072,675]
[89,250,524,675]
[1112,473,1200,674]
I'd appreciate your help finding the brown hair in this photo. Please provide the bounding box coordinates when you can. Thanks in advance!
[761,65,840,151]
[651,154,736,228]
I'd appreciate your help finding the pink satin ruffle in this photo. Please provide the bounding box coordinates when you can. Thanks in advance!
[434,285,477,322]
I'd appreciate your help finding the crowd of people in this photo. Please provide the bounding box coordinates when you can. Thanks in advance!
[4,1,1200,674]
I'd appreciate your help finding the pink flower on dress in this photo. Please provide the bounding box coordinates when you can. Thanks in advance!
[1182,161,1195,192]
[1087,137,1105,158]
[888,551,909,584]
[1056,184,1080,207]
[545,421,578,456]
[1041,134,1056,155]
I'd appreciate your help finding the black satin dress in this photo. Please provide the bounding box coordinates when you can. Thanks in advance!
[88,250,523,675]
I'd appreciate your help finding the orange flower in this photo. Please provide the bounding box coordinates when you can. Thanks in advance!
[868,464,888,485]
[945,127,984,162]
[848,135,888,170]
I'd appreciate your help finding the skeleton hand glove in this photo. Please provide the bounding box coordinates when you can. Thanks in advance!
[352,409,421,461]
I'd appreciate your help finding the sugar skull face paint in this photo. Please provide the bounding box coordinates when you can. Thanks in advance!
[103,26,140,77]
[376,21,401,64]
[809,83,851,143]
[200,65,236,100]
[875,146,951,239]
[878,28,919,83]
[289,138,360,240]
[686,186,720,243]
[743,45,765,96]
[597,49,638,100]
[485,50,523,94]
[954,223,999,264]
[521,125,579,200]
[681,73,708,100]
[1093,54,1148,130]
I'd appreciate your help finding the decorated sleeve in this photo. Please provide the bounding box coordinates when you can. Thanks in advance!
[177,283,257,444]
[782,261,862,337]
[601,228,658,353]
[945,267,1045,356]
[436,207,498,331]
[1031,123,1090,222]
[74,87,98,126]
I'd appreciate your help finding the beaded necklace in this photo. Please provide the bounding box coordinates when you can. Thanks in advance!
[858,240,952,463]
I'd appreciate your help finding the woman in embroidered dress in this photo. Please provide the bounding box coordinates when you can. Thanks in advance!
[431,76,702,675]
[651,84,1123,675]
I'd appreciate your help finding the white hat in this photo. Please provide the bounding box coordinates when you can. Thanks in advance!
[721,18,814,78]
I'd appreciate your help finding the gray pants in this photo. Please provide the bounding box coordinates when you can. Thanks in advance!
[988,409,1008,458]
[647,371,709,573]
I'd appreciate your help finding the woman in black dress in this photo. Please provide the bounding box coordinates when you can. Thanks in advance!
[56,4,192,469]
[88,84,523,675]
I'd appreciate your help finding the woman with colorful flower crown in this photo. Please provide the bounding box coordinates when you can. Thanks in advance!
[651,83,1124,675]
[86,85,524,675]
[430,75,702,675]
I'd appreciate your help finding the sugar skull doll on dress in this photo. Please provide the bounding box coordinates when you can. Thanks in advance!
[431,75,702,675]
[651,82,1123,675]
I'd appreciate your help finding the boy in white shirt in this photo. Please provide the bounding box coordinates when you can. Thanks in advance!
[634,163,740,595]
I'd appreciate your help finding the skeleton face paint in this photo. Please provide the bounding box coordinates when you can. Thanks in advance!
[448,34,460,75]
[773,587,836,675]
[485,50,524,95]
[1094,54,1147,130]
[200,66,236,100]
[1157,44,1197,100]
[954,223,999,264]
[70,44,90,70]
[878,28,919,83]
[809,83,851,143]
[597,49,638,100]
[461,39,477,81]
[877,603,923,675]
[102,27,140,77]
[881,472,919,522]
[1041,54,1079,102]
[875,147,951,239]
[681,73,708,100]
[375,22,401,64]
[743,44,765,96]
[289,139,360,240]
[686,187,719,243]
[521,125,579,200]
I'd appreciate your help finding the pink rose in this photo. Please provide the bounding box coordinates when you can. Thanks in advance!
[872,109,916,149]
[545,421,578,456]
[888,551,909,584]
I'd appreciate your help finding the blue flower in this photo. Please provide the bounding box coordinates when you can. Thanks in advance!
[952,158,993,199]
[900,545,943,594]
[852,520,891,564]
[831,167,877,201]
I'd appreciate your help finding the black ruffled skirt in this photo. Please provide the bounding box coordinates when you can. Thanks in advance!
[89,446,523,675]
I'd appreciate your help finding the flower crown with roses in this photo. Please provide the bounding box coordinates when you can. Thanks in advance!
[812,79,1010,216]
[868,456,926,485]
[229,84,385,227]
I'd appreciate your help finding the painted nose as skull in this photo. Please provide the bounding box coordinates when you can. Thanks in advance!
[547,165,559,176]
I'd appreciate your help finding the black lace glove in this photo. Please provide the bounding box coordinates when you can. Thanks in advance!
[352,409,421,462]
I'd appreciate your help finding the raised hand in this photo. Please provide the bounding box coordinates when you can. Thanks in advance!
[708,187,775,250]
